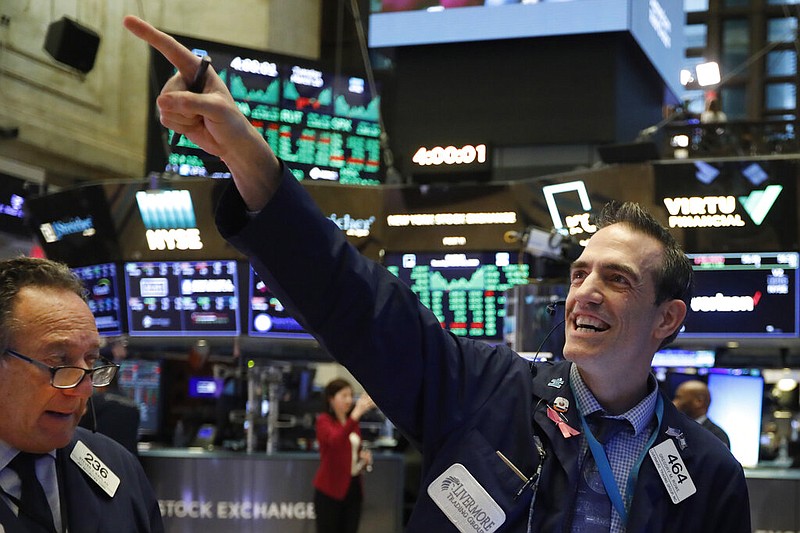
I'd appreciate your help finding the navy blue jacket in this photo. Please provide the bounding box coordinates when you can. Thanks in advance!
[1,427,163,533]
[216,165,750,532]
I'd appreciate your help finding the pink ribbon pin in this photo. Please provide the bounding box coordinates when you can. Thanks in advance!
[547,406,581,439]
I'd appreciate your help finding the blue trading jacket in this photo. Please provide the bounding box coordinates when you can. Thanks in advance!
[216,164,750,533]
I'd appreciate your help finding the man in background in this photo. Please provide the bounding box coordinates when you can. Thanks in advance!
[673,379,731,448]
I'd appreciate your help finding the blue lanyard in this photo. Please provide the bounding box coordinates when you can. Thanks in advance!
[577,394,664,525]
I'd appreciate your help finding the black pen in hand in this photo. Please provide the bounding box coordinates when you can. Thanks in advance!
[169,55,212,149]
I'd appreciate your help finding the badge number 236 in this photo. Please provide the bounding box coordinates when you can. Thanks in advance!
[84,451,109,479]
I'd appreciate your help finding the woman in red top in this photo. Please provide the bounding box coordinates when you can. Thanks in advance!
[313,378,376,533]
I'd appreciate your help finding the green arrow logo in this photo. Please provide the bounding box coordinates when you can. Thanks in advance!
[738,185,783,225]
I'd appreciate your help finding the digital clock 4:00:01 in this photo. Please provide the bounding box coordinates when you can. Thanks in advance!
[412,144,487,166]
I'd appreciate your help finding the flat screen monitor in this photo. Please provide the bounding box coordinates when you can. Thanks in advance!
[147,35,382,185]
[116,359,162,437]
[368,0,685,98]
[681,252,800,339]
[124,260,241,336]
[71,262,125,336]
[369,0,629,47]
[383,251,530,340]
[248,266,312,339]
[707,369,763,468]
[24,184,120,267]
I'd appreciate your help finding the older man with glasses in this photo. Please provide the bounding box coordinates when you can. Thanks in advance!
[0,257,163,533]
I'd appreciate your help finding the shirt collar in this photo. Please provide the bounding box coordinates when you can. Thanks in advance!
[0,438,57,470]
[569,363,658,436]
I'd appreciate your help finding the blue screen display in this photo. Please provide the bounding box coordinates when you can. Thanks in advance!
[124,260,240,336]
[681,252,799,339]
[72,262,125,337]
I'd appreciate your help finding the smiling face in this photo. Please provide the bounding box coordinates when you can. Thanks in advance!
[0,286,100,452]
[563,223,685,381]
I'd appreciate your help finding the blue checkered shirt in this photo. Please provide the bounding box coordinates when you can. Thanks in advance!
[569,364,659,533]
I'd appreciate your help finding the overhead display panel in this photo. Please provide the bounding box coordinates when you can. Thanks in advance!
[369,0,684,96]
[71,262,125,337]
[383,250,530,341]
[653,158,799,253]
[681,252,800,340]
[124,260,241,337]
[147,35,383,185]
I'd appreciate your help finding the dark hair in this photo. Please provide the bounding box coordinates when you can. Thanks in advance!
[594,201,693,347]
[0,257,86,353]
[323,378,352,416]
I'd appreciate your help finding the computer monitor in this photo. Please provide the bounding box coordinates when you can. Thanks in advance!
[71,262,125,336]
[682,252,800,339]
[123,260,241,336]
[383,250,530,341]
[116,359,163,438]
[707,369,763,468]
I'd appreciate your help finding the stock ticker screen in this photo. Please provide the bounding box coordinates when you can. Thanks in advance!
[384,251,530,340]
[71,263,124,337]
[682,252,800,339]
[124,260,240,336]
[150,37,382,185]
[117,359,162,437]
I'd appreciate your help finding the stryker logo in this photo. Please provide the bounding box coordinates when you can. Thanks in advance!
[691,291,761,313]
[739,185,782,225]
[39,217,96,243]
[663,196,745,228]
[328,213,375,238]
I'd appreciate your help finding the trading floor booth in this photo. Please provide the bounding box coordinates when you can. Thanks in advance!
[140,449,404,533]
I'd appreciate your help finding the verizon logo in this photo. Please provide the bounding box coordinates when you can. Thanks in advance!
[691,291,761,313]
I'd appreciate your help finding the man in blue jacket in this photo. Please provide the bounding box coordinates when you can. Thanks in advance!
[0,257,163,533]
[124,15,750,532]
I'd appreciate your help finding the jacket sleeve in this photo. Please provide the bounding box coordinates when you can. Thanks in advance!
[215,166,520,456]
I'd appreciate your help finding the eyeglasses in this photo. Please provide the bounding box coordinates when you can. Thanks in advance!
[4,348,119,389]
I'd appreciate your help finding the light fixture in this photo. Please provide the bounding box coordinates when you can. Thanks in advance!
[670,135,689,148]
[680,61,721,89]
[776,365,798,392]
[695,61,721,87]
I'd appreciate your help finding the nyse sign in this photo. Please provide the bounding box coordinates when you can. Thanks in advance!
[145,228,203,251]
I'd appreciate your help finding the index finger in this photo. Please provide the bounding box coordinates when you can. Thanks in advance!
[123,15,200,82]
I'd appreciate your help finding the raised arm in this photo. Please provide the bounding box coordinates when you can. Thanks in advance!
[122,15,280,211]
